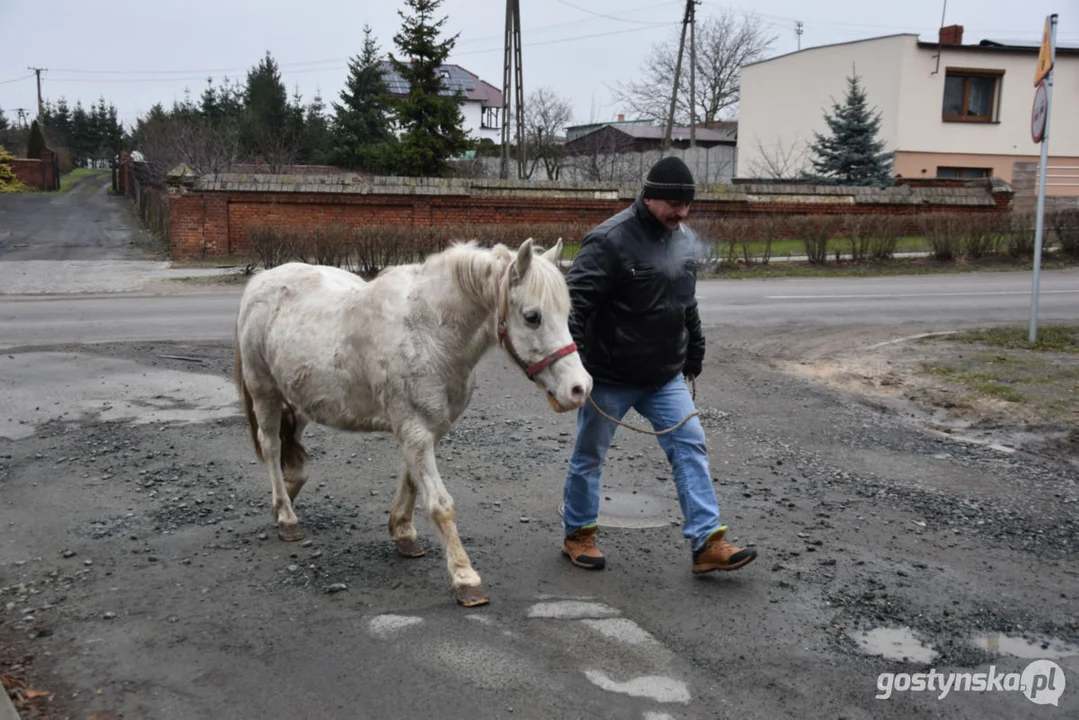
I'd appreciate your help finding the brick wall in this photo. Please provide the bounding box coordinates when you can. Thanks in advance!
[162,170,1014,259]
[10,148,57,191]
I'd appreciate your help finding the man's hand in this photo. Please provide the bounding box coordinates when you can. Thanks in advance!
[683,359,702,379]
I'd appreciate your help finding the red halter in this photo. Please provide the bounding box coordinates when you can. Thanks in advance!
[496,258,578,380]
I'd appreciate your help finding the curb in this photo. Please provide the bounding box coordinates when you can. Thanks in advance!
[0,688,21,720]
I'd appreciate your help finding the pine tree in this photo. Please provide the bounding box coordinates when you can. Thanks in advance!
[806,73,893,186]
[241,52,293,162]
[388,0,471,176]
[330,25,398,172]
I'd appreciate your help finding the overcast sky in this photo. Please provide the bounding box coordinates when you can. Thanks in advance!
[1,0,1075,132]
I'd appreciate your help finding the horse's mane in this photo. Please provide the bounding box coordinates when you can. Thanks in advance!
[423,240,569,315]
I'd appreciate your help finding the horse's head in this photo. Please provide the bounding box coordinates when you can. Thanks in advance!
[497,238,592,413]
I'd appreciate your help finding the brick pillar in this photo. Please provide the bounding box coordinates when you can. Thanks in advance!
[39,148,57,190]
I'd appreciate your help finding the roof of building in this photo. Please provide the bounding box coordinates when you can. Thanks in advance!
[379,61,504,107]
[566,122,736,146]
[744,31,1079,68]
[916,37,1079,54]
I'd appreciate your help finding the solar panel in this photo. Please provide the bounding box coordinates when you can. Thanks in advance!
[379,62,475,97]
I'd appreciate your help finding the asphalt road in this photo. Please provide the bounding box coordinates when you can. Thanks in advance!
[0,170,158,261]
[1,269,1076,349]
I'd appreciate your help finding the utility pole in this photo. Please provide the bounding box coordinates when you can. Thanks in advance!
[661,0,693,154]
[689,0,697,149]
[27,67,46,119]
[14,108,30,128]
[500,0,525,179]
[795,21,804,50]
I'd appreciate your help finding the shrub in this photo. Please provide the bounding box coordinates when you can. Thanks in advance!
[790,214,840,264]
[0,145,28,193]
[921,213,965,260]
[962,213,1003,259]
[1006,211,1037,258]
[867,214,902,261]
[1049,208,1079,259]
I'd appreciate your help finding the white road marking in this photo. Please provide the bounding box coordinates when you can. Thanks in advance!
[580,618,664,648]
[765,290,1079,300]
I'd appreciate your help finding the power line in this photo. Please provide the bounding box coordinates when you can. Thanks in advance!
[554,0,675,26]
[0,74,34,85]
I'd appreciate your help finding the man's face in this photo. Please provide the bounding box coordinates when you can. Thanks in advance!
[644,197,691,229]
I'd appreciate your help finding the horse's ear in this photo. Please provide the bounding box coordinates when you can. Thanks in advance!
[541,238,563,262]
[515,238,534,280]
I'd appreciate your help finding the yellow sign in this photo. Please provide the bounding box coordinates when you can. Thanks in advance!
[1035,16,1054,85]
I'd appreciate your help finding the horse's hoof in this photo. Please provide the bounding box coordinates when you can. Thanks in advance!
[278,523,304,542]
[454,584,489,607]
[395,537,426,558]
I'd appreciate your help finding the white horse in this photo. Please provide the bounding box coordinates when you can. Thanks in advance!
[233,238,591,606]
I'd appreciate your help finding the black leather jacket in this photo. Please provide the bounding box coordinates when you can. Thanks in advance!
[566,194,705,389]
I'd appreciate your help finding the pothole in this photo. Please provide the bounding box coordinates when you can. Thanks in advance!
[850,626,938,664]
[970,632,1079,660]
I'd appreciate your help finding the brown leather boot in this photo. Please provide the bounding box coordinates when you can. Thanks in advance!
[692,526,757,574]
[561,524,605,570]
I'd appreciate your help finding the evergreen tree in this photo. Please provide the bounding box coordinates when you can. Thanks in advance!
[805,73,893,186]
[388,0,471,176]
[302,89,332,165]
[26,120,46,159]
[241,52,293,161]
[330,25,398,172]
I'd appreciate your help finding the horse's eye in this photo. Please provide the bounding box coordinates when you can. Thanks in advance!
[523,310,542,327]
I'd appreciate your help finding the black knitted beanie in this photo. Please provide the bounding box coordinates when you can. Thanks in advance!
[642,156,695,202]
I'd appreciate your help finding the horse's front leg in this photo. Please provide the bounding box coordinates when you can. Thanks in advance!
[399,424,487,607]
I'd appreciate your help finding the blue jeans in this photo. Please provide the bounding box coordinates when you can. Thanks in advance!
[562,373,723,552]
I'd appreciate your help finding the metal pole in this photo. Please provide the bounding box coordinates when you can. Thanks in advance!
[689,0,696,150]
[662,0,691,154]
[1029,14,1057,345]
[513,0,525,179]
[500,0,512,179]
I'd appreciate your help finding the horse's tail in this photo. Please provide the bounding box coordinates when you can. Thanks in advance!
[234,337,265,463]
[234,334,309,468]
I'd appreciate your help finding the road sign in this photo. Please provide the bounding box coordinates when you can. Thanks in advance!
[1032,80,1049,143]
[1035,16,1054,85]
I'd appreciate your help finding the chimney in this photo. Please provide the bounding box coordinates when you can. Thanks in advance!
[938,24,964,45]
[617,113,625,122]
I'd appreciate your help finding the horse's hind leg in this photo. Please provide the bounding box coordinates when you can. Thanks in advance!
[398,423,487,607]
[389,465,424,558]
[253,395,304,542]
[282,409,309,502]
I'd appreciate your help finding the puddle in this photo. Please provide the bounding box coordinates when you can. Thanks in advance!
[851,626,938,663]
[527,600,619,619]
[0,352,237,440]
[971,632,1079,660]
[558,491,672,529]
[582,669,691,704]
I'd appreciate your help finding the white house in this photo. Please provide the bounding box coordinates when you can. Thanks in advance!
[379,62,503,143]
[736,24,1079,197]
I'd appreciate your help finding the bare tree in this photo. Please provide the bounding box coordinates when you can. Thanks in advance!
[563,129,640,182]
[609,10,776,125]
[522,86,573,180]
[745,136,809,180]
[132,116,242,185]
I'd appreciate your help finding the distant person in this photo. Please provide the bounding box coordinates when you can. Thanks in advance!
[559,155,757,575]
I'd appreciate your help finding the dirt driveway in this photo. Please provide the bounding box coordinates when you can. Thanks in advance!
[1,324,1076,719]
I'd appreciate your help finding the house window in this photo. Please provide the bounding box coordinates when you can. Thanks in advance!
[942,69,1003,122]
[482,106,501,130]
[937,166,992,179]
